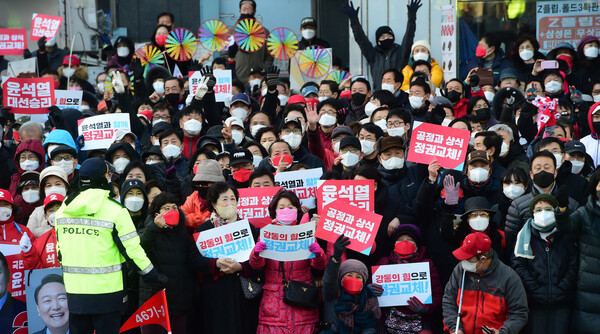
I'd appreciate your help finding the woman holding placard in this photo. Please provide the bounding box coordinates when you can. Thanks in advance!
[250,189,327,334]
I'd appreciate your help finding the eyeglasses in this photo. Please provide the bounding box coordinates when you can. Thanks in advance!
[52,155,74,162]
[154,115,170,120]
[281,128,302,135]
[468,212,489,218]
[387,121,404,127]
[340,147,359,154]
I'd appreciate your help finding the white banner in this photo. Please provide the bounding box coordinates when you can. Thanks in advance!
[77,113,130,151]
[260,221,315,261]
[371,262,432,307]
[193,219,255,263]
[54,90,83,110]
[189,69,232,102]
[274,168,323,208]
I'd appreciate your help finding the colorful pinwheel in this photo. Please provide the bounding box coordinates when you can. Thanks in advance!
[133,44,165,76]
[234,18,266,53]
[298,46,332,78]
[267,27,298,60]
[325,70,350,84]
[198,19,231,52]
[165,28,198,61]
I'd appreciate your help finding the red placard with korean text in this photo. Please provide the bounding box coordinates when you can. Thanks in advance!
[316,200,382,255]
[2,77,55,114]
[31,13,63,41]
[407,121,470,171]
[237,187,282,228]
[0,29,27,56]
[316,179,374,213]
[0,242,26,302]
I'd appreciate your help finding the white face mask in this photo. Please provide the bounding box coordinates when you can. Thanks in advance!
[468,167,489,183]
[113,158,130,174]
[484,91,495,104]
[262,141,273,151]
[413,52,429,62]
[62,68,76,78]
[409,96,424,109]
[469,216,489,231]
[183,119,202,136]
[153,81,165,95]
[22,189,40,204]
[162,144,181,159]
[584,46,599,58]
[341,152,360,167]
[503,184,525,200]
[461,259,478,273]
[231,107,248,120]
[381,156,404,170]
[282,132,302,150]
[319,114,337,127]
[374,119,387,131]
[441,118,452,127]
[117,46,130,58]
[252,155,262,168]
[545,80,562,94]
[553,153,563,169]
[387,127,405,137]
[47,212,56,226]
[333,141,341,154]
[317,96,328,102]
[97,83,105,93]
[251,125,266,137]
[215,205,238,221]
[533,210,556,228]
[124,196,145,212]
[301,29,316,40]
[278,95,289,106]
[0,207,12,221]
[570,160,584,174]
[519,49,534,61]
[364,102,378,117]
[500,141,509,157]
[360,139,375,156]
[261,88,267,96]
[20,160,39,171]
[381,83,396,93]
[47,186,67,197]
[594,94,600,103]
[55,160,75,176]
[231,130,244,145]
[249,78,261,88]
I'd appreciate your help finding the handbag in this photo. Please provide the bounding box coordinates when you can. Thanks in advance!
[240,274,263,299]
[280,262,319,309]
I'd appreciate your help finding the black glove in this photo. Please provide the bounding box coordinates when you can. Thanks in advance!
[188,59,202,72]
[407,0,423,14]
[341,1,360,18]
[333,234,350,261]
[228,43,238,58]
[556,185,569,208]
[468,73,480,87]
[142,268,169,289]
[22,49,32,59]
[47,106,63,128]
[131,58,144,79]
[266,65,280,92]
[200,66,216,90]
[37,37,47,52]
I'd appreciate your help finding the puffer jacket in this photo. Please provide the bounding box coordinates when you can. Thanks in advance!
[181,190,211,233]
[557,196,600,333]
[401,57,444,90]
[442,253,529,334]
[510,218,578,309]
[9,140,45,197]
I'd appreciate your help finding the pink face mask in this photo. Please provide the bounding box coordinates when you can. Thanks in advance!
[276,208,297,225]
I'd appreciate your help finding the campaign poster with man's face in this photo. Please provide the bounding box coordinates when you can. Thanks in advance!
[25,268,68,334]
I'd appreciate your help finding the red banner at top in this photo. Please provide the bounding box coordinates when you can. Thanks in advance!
[2,77,55,114]
[31,13,63,41]
[0,29,27,56]
[407,121,470,171]
[120,290,171,333]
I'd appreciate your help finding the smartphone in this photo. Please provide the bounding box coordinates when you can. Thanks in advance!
[541,60,559,69]
[474,68,493,86]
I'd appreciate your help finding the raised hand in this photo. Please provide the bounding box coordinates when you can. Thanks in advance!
[200,66,216,91]
[333,234,351,260]
[341,1,360,18]
[266,65,280,92]
[443,174,460,205]
[407,0,423,13]
[112,71,125,94]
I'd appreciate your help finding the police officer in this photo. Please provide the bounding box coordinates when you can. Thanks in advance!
[55,157,166,334]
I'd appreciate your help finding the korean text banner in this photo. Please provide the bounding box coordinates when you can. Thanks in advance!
[260,221,316,261]
[2,77,55,114]
[55,90,83,110]
[31,13,63,41]
[193,219,255,263]
[77,113,131,151]
[0,29,27,56]
[372,262,432,307]
[274,168,323,208]
[188,69,232,102]
[316,200,381,255]
[317,179,374,213]
[0,242,26,303]
[407,121,470,170]
[237,187,282,228]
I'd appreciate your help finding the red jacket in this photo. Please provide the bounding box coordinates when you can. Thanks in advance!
[22,228,58,270]
[0,221,34,244]
[453,88,485,119]
[307,127,336,170]
[181,191,211,233]
[9,140,46,197]
[182,135,200,159]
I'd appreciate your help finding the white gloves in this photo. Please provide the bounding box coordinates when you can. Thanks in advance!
[19,232,31,253]
[194,76,209,100]
[112,72,125,94]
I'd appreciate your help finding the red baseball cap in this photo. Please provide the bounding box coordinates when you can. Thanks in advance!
[0,189,13,204]
[62,55,80,67]
[44,193,65,211]
[340,90,352,99]
[452,232,492,261]
[288,94,306,105]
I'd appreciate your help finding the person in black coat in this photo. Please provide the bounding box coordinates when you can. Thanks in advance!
[508,34,546,83]
[298,17,330,50]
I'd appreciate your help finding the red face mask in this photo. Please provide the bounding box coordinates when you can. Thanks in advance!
[53,80,59,89]
[475,45,489,58]
[271,153,293,168]
[232,168,252,183]
[155,35,167,47]
[556,54,573,67]
[163,209,179,227]
[341,276,363,295]
[394,240,417,256]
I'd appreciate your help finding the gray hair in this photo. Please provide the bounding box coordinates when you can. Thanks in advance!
[488,123,514,141]
[18,121,44,141]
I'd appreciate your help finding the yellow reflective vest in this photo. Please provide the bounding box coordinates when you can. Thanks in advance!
[55,188,153,295]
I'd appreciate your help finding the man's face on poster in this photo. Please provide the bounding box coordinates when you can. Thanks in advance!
[37,282,69,331]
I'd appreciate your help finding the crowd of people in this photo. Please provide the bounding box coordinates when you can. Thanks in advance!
[2,0,600,333]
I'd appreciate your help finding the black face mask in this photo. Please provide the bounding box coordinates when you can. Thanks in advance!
[239,13,255,20]
[165,93,181,105]
[197,186,208,199]
[475,108,491,121]
[533,170,555,188]
[378,39,394,49]
[593,121,600,134]
[351,93,366,106]
[446,90,462,103]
